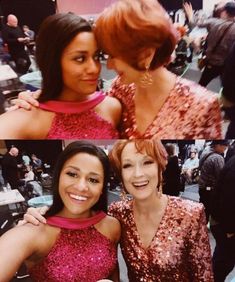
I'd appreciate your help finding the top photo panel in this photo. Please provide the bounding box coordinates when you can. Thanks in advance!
[0,0,234,139]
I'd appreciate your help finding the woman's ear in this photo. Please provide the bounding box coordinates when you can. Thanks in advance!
[138,47,156,69]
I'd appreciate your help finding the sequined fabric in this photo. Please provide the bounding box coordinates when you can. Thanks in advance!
[46,110,119,139]
[108,196,214,282]
[29,226,117,282]
[108,76,222,139]
[39,92,119,139]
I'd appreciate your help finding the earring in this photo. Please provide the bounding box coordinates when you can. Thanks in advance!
[140,65,153,88]
[120,183,128,200]
[157,183,163,198]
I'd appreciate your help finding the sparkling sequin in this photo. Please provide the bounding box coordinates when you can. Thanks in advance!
[46,110,119,139]
[38,95,119,139]
[29,226,117,281]
[108,196,214,282]
[108,76,222,139]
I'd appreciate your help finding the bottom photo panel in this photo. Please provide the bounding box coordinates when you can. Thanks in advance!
[0,139,234,282]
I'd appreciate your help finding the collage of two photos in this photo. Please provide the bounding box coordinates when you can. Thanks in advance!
[0,0,235,281]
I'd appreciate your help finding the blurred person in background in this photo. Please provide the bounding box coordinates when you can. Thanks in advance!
[2,14,31,74]
[163,143,181,196]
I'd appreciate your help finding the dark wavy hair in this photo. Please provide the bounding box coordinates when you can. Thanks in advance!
[36,13,92,102]
[45,141,110,217]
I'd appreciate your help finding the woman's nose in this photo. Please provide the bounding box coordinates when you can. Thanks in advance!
[74,178,88,191]
[133,164,144,177]
[87,58,101,74]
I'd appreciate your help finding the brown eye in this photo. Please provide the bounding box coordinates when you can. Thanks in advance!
[88,178,99,184]
[66,171,77,178]
[75,56,85,63]
[144,160,154,165]
[122,163,131,169]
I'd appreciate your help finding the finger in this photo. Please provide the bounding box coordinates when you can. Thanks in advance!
[18,90,31,99]
[29,206,47,224]
[24,213,41,225]
[18,91,39,107]
[39,206,49,215]
[10,99,32,110]
[17,219,27,226]
[33,90,42,100]
[5,105,20,112]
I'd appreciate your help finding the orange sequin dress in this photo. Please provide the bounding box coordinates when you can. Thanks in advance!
[108,197,214,282]
[108,76,222,139]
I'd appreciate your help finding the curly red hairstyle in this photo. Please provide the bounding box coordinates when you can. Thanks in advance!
[95,0,178,70]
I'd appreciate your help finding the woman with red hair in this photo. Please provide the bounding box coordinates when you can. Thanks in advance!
[94,0,222,139]
[13,0,222,139]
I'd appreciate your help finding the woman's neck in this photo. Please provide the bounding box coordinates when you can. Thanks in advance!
[135,67,176,100]
[57,209,93,219]
[58,89,97,102]
[133,194,167,216]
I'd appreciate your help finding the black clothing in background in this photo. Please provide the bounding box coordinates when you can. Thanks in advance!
[213,154,235,233]
[210,154,235,282]
[163,155,181,196]
[222,43,235,138]
[1,152,19,190]
[2,24,30,74]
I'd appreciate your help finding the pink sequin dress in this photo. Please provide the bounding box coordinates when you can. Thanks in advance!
[108,197,214,282]
[39,91,119,139]
[29,211,117,282]
[108,76,222,139]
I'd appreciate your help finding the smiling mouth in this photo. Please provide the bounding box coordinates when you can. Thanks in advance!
[69,193,88,201]
[83,77,99,82]
[132,181,149,188]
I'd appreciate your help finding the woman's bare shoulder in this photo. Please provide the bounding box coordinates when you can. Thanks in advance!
[0,108,53,139]
[96,215,121,243]
[96,95,122,127]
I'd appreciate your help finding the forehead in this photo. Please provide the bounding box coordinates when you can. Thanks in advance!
[63,31,98,54]
[9,16,17,22]
[121,143,148,160]
[63,152,104,173]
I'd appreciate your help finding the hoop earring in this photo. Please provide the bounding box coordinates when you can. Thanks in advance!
[140,65,153,88]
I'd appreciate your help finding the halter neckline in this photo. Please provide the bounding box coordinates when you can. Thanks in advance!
[47,211,106,230]
[39,91,106,114]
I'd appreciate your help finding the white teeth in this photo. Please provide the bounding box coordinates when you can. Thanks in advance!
[69,194,87,201]
[133,181,149,187]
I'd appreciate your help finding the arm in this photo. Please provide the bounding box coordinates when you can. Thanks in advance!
[187,205,214,281]
[183,2,194,24]
[0,225,40,281]
[183,2,212,29]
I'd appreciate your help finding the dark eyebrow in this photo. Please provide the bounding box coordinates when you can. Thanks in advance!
[65,165,102,177]
[66,49,100,56]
